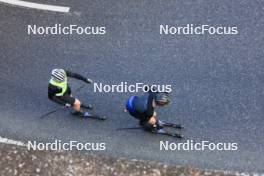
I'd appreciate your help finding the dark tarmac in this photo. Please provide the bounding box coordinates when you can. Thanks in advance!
[0,0,263,173]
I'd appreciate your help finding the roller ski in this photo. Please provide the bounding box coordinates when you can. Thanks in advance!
[117,126,183,139]
[157,120,183,129]
[81,104,93,110]
[124,86,183,139]
[152,128,183,139]
[72,111,107,121]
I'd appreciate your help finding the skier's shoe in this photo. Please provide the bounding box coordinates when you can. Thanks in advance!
[71,111,106,120]
[81,104,93,110]
[83,112,91,117]
[71,111,91,118]
[71,111,84,116]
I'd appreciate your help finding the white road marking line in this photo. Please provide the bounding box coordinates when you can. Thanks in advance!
[0,136,26,146]
[0,0,70,13]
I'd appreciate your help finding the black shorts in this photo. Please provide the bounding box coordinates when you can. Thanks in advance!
[49,87,76,106]
[139,120,155,131]
[57,94,76,106]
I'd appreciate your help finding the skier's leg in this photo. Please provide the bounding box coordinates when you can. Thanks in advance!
[65,86,82,112]
[140,118,162,132]
[148,112,165,129]
[70,98,104,119]
[147,111,157,125]
[68,87,92,110]
[73,98,81,112]
[72,98,93,117]
[60,94,83,115]
[140,121,154,131]
[144,112,166,132]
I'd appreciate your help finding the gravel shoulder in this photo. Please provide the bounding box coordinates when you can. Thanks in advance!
[0,143,258,176]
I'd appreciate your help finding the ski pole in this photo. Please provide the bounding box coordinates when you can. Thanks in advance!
[39,106,68,119]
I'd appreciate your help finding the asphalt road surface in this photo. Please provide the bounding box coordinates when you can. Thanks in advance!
[0,0,263,173]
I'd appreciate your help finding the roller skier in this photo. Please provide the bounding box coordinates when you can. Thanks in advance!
[48,68,106,120]
[124,88,183,138]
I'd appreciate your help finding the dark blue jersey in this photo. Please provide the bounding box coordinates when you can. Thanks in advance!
[126,92,157,122]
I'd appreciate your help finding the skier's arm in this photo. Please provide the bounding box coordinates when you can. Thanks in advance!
[65,70,93,83]
[144,94,157,126]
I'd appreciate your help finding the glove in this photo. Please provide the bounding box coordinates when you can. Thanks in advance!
[85,78,93,84]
